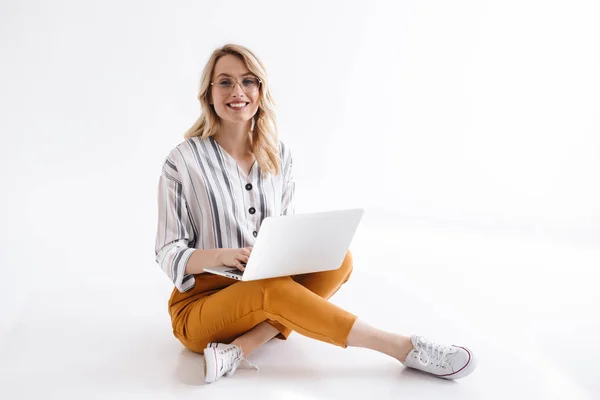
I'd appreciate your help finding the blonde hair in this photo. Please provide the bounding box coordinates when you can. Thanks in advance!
[184,44,280,177]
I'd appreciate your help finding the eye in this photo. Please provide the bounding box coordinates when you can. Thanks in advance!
[218,79,232,86]
[243,78,257,85]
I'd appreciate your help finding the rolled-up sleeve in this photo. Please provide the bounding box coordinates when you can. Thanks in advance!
[155,156,196,292]
[281,144,295,216]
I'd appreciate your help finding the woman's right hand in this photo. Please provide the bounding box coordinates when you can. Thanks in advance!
[218,247,252,271]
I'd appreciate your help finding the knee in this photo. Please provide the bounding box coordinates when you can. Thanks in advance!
[255,276,298,308]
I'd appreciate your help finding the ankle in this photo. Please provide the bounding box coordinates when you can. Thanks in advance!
[230,340,247,357]
[394,335,414,363]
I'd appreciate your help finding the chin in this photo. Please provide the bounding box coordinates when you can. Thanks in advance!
[224,116,253,125]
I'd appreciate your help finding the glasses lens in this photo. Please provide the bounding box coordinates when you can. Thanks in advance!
[216,79,234,93]
[242,77,260,93]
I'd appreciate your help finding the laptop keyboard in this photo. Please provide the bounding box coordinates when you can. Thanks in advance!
[225,268,244,276]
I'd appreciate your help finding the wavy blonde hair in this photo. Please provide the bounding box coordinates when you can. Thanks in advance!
[184,44,280,177]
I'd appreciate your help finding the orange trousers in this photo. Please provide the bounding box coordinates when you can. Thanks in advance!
[168,251,357,353]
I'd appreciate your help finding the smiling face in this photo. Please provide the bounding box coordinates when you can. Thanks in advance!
[210,54,261,126]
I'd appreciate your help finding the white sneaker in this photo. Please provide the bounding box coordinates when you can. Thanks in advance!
[203,343,259,384]
[401,335,476,380]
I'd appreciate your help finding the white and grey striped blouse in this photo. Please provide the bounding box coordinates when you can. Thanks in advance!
[155,135,295,292]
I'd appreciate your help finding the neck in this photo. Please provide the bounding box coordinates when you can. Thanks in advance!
[214,120,253,158]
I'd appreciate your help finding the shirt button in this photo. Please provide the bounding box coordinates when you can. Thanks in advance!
[249,207,256,215]
[253,231,258,238]
[245,183,253,190]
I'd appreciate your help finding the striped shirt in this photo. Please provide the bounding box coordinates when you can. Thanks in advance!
[155,135,295,292]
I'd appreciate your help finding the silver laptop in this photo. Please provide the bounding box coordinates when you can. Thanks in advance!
[203,208,364,281]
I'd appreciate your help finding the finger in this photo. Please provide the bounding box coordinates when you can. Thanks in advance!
[237,263,245,271]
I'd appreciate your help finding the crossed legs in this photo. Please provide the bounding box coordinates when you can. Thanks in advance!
[171,251,414,363]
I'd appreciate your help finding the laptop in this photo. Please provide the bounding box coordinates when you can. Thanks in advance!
[202,208,364,281]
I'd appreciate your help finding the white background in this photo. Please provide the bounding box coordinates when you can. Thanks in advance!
[1,0,599,398]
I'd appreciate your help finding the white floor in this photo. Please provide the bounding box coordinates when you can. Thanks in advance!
[1,217,598,399]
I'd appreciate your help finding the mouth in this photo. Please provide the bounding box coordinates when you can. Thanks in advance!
[226,102,249,110]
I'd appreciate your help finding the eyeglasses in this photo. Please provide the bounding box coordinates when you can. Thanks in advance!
[210,76,262,94]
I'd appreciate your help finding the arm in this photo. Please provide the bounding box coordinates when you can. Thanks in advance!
[155,156,250,287]
[184,248,223,274]
[154,156,199,292]
[186,247,252,273]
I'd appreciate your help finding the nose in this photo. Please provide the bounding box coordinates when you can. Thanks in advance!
[231,81,246,97]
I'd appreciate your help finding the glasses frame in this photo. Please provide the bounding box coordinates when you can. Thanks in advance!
[210,75,263,94]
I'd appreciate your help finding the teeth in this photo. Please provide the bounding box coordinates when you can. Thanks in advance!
[229,103,247,108]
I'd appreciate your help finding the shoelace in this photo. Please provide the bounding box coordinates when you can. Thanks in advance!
[415,337,455,368]
[223,348,260,377]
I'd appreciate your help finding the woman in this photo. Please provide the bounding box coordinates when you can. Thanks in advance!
[155,44,476,384]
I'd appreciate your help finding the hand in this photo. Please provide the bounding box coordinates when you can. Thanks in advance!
[218,247,252,271]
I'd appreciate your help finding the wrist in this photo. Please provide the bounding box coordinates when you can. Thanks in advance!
[215,248,226,265]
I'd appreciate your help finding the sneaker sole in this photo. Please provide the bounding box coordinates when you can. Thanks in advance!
[203,347,218,383]
[438,346,477,380]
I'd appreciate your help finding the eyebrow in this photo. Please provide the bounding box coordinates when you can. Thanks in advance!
[215,72,255,79]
